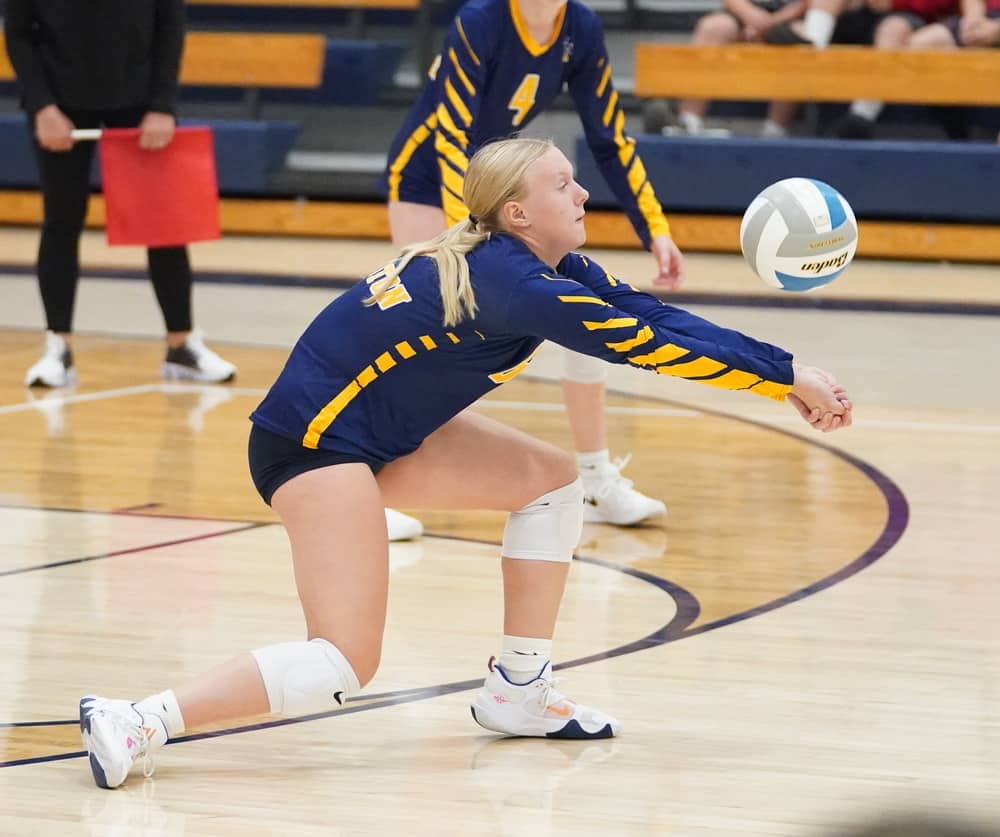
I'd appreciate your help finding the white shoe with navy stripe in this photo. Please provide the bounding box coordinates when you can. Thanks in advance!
[471,658,619,739]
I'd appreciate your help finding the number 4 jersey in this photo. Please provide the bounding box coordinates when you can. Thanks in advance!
[378,0,670,248]
[250,234,794,462]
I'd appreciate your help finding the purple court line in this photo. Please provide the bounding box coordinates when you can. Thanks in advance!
[0,523,266,578]
[0,499,270,525]
[0,397,910,768]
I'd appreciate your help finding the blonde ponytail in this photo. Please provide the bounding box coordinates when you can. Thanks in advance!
[366,137,554,326]
[364,219,488,326]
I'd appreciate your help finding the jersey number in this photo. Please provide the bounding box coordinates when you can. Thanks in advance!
[507,74,540,127]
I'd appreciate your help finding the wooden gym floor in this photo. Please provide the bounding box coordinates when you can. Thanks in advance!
[0,229,997,836]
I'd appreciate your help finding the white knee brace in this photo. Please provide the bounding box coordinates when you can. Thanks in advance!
[250,638,361,716]
[502,478,584,563]
[562,348,608,384]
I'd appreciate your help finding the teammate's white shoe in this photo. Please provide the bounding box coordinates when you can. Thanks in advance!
[385,508,423,541]
[80,696,159,789]
[580,454,666,526]
[471,658,620,739]
[161,330,237,383]
[24,331,76,388]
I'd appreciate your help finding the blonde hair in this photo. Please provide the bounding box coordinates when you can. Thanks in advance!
[366,137,554,326]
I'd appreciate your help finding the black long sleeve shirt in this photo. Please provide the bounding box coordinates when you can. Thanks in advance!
[4,0,185,115]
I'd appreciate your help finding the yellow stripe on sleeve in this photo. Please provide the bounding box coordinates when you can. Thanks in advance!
[602,90,619,127]
[302,380,361,449]
[356,365,377,388]
[613,108,627,144]
[419,335,437,350]
[626,156,648,196]
[436,103,469,148]
[605,326,653,353]
[659,356,726,379]
[617,135,636,169]
[438,158,466,202]
[445,78,472,126]
[596,64,612,98]
[637,182,672,239]
[628,343,689,367]
[749,379,793,401]
[557,295,611,305]
[582,317,638,331]
[434,132,469,174]
[445,332,460,344]
[690,368,761,391]
[455,18,481,66]
[395,340,417,359]
[448,48,476,95]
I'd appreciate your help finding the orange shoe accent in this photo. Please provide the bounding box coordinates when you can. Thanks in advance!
[545,701,574,718]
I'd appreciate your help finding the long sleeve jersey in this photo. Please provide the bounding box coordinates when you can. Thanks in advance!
[381,0,670,248]
[251,235,794,461]
[3,0,185,115]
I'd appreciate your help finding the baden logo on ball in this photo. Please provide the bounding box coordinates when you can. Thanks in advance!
[740,178,858,292]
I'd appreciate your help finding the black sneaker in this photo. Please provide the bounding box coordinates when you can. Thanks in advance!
[161,330,237,383]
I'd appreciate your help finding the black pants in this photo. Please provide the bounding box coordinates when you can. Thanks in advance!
[30,105,192,334]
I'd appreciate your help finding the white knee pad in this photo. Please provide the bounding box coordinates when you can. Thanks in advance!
[502,478,584,563]
[562,348,608,384]
[250,638,361,717]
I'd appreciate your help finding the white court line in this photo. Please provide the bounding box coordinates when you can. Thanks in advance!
[0,384,161,415]
[2,384,997,435]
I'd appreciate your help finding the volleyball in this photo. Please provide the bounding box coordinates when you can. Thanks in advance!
[740,178,858,292]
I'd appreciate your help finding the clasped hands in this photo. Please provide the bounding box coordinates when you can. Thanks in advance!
[789,363,853,433]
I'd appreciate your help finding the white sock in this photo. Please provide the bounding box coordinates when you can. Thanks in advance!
[803,9,836,47]
[679,111,704,135]
[850,99,883,121]
[135,690,186,746]
[577,449,610,473]
[498,635,552,684]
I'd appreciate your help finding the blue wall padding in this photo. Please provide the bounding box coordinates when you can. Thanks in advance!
[263,39,407,107]
[575,135,1000,223]
[0,115,299,194]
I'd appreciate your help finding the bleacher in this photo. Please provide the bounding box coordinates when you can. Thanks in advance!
[1,1,998,262]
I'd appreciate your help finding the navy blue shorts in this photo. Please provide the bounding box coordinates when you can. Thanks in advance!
[248,423,386,506]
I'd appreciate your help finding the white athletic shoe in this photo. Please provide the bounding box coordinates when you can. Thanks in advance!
[161,329,237,383]
[580,454,667,526]
[24,331,76,388]
[385,507,423,541]
[80,696,157,789]
[471,658,620,739]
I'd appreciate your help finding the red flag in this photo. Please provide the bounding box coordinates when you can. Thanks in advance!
[99,126,221,247]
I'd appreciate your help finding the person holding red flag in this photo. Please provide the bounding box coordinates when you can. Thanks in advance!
[4,0,236,387]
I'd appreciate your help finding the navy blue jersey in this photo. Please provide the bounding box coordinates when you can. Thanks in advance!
[251,235,794,461]
[380,0,670,248]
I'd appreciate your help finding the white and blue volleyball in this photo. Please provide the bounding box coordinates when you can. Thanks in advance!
[740,178,858,292]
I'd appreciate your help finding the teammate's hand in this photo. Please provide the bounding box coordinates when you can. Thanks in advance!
[35,105,75,152]
[138,111,176,150]
[650,234,685,290]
